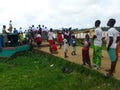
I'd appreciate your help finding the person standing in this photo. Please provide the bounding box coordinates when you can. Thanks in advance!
[57,32,63,49]
[82,34,91,68]
[48,28,54,46]
[2,25,8,47]
[92,20,103,70]
[63,35,69,58]
[7,20,13,33]
[106,18,120,76]
[71,35,77,55]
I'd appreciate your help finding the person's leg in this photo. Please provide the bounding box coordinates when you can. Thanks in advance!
[107,48,116,76]
[93,46,101,67]
[95,46,102,69]
[86,49,92,68]
[82,47,87,65]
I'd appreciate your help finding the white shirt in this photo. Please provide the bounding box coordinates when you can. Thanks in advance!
[48,32,53,40]
[107,27,119,48]
[32,27,37,32]
[19,28,23,33]
[37,34,41,38]
[94,27,103,47]
[63,38,69,50]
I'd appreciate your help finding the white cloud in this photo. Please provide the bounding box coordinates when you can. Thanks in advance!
[0,0,120,32]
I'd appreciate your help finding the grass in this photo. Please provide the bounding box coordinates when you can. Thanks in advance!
[0,50,120,90]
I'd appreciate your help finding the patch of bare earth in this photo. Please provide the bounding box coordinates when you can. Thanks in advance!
[36,42,120,80]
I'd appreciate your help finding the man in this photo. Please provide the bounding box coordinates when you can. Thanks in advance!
[106,18,120,76]
[92,20,103,70]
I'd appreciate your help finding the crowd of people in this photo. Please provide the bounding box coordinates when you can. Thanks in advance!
[0,18,120,77]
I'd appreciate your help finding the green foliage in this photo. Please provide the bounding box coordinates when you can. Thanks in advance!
[0,50,120,90]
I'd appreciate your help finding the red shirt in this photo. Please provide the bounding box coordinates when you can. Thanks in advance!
[58,35,62,42]
[36,37,42,42]
[52,44,57,51]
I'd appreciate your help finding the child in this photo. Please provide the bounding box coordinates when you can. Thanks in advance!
[50,41,58,54]
[82,34,92,68]
[57,32,63,49]
[36,34,42,47]
[71,35,76,55]
[48,28,54,46]
[63,35,69,58]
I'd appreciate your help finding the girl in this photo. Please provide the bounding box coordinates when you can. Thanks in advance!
[36,33,42,47]
[57,32,63,49]
[82,34,92,68]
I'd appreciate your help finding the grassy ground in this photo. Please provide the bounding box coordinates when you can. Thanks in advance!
[0,50,120,90]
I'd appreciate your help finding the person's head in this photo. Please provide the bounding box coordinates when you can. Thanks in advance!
[53,41,55,44]
[32,25,34,27]
[85,34,90,40]
[38,25,41,27]
[72,35,75,39]
[95,20,101,27]
[107,18,116,27]
[64,35,67,39]
[50,28,53,32]
[3,25,6,29]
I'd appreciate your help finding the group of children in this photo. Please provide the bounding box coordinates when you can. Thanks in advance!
[46,18,120,77]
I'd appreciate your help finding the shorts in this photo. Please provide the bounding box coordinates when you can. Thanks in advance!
[49,40,53,45]
[108,48,116,62]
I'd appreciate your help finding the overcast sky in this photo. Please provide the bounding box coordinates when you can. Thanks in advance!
[0,0,120,32]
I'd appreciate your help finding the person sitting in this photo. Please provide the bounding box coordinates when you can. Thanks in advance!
[36,34,42,47]
[50,41,58,54]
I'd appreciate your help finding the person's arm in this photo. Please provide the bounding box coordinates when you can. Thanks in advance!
[107,37,113,51]
[93,35,97,40]
[116,36,120,43]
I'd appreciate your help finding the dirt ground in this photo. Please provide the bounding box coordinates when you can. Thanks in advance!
[37,42,120,80]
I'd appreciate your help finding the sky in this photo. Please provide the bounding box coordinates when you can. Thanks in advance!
[0,0,120,32]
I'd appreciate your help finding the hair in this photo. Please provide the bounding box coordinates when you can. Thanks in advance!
[72,35,75,39]
[3,25,6,29]
[95,20,101,27]
[53,41,55,44]
[109,18,116,27]
[50,28,53,32]
[85,34,90,40]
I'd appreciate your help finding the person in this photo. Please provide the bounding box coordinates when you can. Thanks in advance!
[48,28,54,46]
[36,33,42,48]
[71,35,76,55]
[92,20,103,70]
[105,18,120,77]
[50,41,58,54]
[19,27,23,33]
[19,33,24,45]
[82,34,92,68]
[57,32,63,49]
[2,25,8,47]
[7,20,13,33]
[13,28,18,34]
[63,35,69,58]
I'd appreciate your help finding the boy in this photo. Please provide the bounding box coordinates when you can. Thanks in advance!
[92,20,103,70]
[63,35,69,58]
[71,35,76,55]
[106,18,120,76]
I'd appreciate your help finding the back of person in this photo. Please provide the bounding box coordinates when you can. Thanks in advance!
[52,44,57,51]
[58,34,62,43]
[36,37,41,42]
[71,38,76,47]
